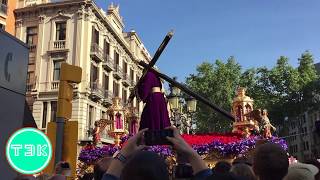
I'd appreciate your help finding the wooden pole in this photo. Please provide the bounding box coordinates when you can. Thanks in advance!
[128,31,174,102]
[138,61,235,121]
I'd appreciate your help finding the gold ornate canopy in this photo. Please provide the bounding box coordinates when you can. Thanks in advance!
[107,97,127,145]
[231,87,259,137]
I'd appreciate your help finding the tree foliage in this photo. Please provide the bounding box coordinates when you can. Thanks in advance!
[186,52,319,133]
[186,57,241,132]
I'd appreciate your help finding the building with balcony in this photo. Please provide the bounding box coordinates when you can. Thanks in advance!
[14,0,152,143]
[285,110,320,161]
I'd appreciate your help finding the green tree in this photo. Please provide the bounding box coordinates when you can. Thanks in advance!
[186,57,241,132]
[298,51,318,87]
[239,67,273,110]
[290,51,319,114]
[266,56,300,124]
[186,51,320,133]
[269,56,300,97]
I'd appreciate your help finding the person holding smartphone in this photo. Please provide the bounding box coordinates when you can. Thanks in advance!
[103,127,212,180]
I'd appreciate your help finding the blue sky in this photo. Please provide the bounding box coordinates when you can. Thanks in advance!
[96,0,320,82]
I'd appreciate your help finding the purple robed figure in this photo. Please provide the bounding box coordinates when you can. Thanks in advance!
[138,71,171,130]
[115,112,123,129]
[130,118,137,134]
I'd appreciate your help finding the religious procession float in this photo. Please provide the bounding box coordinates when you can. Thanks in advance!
[76,32,287,177]
[77,87,287,177]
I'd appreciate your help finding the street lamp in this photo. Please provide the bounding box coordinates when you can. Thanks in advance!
[167,85,181,128]
[167,92,179,111]
[186,96,197,113]
[185,96,197,134]
[167,81,197,134]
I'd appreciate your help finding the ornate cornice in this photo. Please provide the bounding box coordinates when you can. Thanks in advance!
[15,19,23,27]
[84,7,94,21]
[76,5,85,20]
[92,19,104,32]
[50,11,72,21]
[39,15,46,24]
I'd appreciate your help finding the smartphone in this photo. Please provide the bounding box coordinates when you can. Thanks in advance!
[144,129,173,146]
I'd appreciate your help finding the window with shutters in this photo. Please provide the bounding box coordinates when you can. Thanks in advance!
[26,26,38,48]
[53,60,63,81]
[56,22,66,40]
[50,101,57,122]
[42,102,48,128]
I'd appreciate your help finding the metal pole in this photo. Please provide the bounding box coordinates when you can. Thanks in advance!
[54,117,65,166]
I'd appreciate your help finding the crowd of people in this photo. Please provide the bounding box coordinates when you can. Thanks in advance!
[96,127,320,180]
[15,127,320,180]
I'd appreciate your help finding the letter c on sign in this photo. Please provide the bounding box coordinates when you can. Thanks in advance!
[5,52,13,82]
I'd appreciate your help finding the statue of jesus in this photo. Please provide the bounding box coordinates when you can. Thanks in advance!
[137,70,171,130]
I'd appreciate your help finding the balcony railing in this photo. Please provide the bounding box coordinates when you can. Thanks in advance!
[103,90,113,106]
[29,57,36,65]
[122,74,130,86]
[90,43,104,62]
[90,82,104,100]
[50,40,67,51]
[51,81,59,90]
[104,90,113,99]
[113,64,122,79]
[29,44,37,52]
[102,54,114,71]
[0,3,7,15]
[26,83,35,92]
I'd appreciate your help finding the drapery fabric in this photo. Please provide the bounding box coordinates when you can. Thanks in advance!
[115,112,123,129]
[130,118,137,135]
[138,71,170,130]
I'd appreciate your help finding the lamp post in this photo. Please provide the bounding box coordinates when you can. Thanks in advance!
[167,86,181,129]
[185,96,197,134]
[167,81,197,134]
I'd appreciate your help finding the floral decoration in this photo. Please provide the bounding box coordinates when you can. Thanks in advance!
[78,134,288,164]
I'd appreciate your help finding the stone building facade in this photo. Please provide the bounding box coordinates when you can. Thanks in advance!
[286,110,320,161]
[14,0,151,143]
